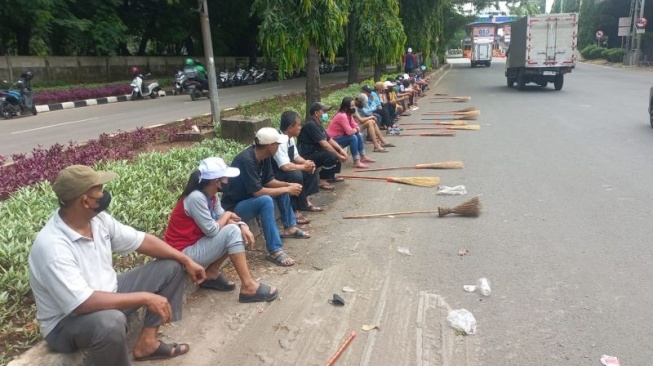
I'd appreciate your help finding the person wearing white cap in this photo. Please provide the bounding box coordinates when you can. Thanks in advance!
[165,157,278,302]
[222,127,310,267]
[402,47,416,74]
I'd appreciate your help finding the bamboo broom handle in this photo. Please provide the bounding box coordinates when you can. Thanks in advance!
[325,331,357,366]
[343,210,438,219]
[351,166,413,172]
[337,175,387,181]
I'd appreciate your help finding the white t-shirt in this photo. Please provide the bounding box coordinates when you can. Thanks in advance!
[28,211,144,336]
[273,136,302,168]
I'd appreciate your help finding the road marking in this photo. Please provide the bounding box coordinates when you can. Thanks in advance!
[261,86,283,91]
[11,117,99,135]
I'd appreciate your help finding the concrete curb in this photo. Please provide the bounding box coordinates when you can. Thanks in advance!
[35,90,168,113]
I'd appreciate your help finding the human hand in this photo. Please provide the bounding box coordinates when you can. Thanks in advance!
[145,293,172,324]
[287,183,302,196]
[339,154,348,163]
[229,212,242,222]
[184,258,207,285]
[241,226,255,250]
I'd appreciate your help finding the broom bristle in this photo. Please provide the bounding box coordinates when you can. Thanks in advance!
[436,120,467,125]
[387,176,440,187]
[438,197,481,217]
[416,161,464,169]
[447,124,480,131]
[419,131,456,137]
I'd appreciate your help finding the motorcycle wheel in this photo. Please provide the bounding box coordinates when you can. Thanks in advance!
[190,90,200,101]
[31,105,37,115]
[150,88,160,99]
[0,102,12,119]
[131,91,139,101]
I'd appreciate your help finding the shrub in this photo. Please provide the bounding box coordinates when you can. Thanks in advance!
[607,48,624,63]
[33,84,133,105]
[588,46,605,60]
[580,45,598,59]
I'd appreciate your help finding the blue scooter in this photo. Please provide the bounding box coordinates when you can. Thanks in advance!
[0,71,37,119]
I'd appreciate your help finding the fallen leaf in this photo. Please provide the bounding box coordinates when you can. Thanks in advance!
[361,324,380,331]
[458,248,469,256]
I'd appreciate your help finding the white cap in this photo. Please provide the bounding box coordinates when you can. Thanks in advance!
[407,47,412,53]
[384,81,396,88]
[198,157,240,181]
[403,73,410,80]
[255,127,289,145]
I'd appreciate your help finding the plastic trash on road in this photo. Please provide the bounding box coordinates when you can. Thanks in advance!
[397,247,412,256]
[463,278,492,296]
[437,185,467,195]
[446,309,477,335]
[600,355,620,366]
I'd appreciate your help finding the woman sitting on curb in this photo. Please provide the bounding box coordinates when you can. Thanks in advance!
[164,157,278,303]
[354,93,396,152]
[326,97,376,169]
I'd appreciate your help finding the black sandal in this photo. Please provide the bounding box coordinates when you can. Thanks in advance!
[199,273,235,291]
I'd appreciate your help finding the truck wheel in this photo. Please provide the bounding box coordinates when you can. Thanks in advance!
[539,82,548,88]
[470,62,475,68]
[517,72,526,91]
[650,107,653,129]
[486,62,491,67]
[506,77,514,88]
[554,75,564,90]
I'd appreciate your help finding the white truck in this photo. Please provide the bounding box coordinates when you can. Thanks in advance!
[470,24,494,67]
[505,13,578,91]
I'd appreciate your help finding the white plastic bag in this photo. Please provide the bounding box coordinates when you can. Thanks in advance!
[463,278,491,296]
[437,185,467,196]
[446,308,477,335]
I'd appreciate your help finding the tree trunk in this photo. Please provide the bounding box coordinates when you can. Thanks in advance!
[15,28,31,55]
[137,36,149,56]
[305,42,321,119]
[373,60,382,82]
[347,10,359,85]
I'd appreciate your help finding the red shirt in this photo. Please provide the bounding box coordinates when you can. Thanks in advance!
[164,197,215,251]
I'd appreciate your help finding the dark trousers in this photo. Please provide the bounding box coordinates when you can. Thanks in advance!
[377,106,393,129]
[274,169,319,210]
[302,150,341,180]
[44,259,186,366]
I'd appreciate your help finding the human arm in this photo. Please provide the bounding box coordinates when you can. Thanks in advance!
[326,139,348,162]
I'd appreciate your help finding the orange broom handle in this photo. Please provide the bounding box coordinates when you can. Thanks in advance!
[325,331,357,366]
[337,175,387,181]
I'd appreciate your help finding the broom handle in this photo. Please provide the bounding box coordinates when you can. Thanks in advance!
[325,331,357,366]
[343,209,438,219]
[351,166,413,172]
[337,175,388,181]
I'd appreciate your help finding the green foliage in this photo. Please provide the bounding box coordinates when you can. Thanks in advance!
[606,48,624,62]
[506,0,546,16]
[580,44,599,59]
[354,0,406,70]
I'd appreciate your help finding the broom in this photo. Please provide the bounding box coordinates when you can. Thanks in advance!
[421,110,480,120]
[396,131,456,137]
[431,95,471,100]
[353,161,463,173]
[342,197,482,219]
[423,107,477,114]
[430,97,471,103]
[336,175,441,187]
[400,120,467,126]
[405,125,480,131]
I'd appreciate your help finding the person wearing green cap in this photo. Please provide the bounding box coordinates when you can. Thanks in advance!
[28,165,206,364]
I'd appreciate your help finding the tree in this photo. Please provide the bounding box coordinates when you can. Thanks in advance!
[0,0,55,55]
[354,0,407,81]
[252,0,350,116]
[506,0,546,15]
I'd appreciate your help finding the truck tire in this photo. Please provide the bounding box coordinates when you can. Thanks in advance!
[539,82,548,88]
[517,71,526,91]
[506,77,514,88]
[471,62,475,68]
[486,62,491,67]
[554,75,564,90]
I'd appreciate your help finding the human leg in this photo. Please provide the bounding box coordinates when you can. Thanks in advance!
[232,196,283,254]
[305,150,341,186]
[357,133,376,163]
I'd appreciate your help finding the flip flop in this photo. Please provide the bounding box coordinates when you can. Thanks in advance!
[266,252,295,267]
[299,205,324,212]
[238,283,279,303]
[296,216,311,225]
[383,142,396,147]
[319,184,335,190]
[280,228,311,239]
[199,273,235,291]
[373,148,389,153]
[134,341,189,361]
[328,177,345,183]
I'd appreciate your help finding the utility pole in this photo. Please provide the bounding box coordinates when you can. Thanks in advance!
[198,0,220,127]
[636,0,647,64]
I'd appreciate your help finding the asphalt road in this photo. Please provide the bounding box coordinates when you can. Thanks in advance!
[0,72,357,158]
[134,58,653,366]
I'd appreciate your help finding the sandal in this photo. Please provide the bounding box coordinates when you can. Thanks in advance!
[373,148,389,153]
[319,184,335,191]
[299,205,324,212]
[296,216,311,225]
[199,273,235,291]
[328,177,345,183]
[266,251,295,267]
[280,228,311,239]
[383,142,396,147]
[238,283,279,303]
[134,341,189,361]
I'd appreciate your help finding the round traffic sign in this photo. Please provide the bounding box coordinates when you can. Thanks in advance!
[595,30,604,39]
[636,17,648,28]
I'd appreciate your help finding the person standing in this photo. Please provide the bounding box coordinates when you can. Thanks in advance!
[402,47,417,74]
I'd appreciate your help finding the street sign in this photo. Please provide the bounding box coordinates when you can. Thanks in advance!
[636,17,648,28]
[619,17,631,28]
[618,27,630,37]
[595,30,604,39]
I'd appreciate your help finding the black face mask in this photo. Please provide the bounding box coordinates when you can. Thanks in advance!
[349,107,356,114]
[91,190,112,213]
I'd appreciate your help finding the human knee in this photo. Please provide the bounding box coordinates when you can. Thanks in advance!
[93,310,127,345]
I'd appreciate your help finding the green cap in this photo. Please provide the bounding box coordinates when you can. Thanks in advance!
[52,165,116,203]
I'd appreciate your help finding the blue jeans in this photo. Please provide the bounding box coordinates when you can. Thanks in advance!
[232,194,296,254]
[333,133,366,160]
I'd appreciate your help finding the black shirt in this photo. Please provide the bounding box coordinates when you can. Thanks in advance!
[297,118,330,156]
[221,145,274,211]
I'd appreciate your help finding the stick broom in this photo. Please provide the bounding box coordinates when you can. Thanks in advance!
[325,331,357,366]
[337,175,441,187]
[342,197,482,219]
[353,161,464,173]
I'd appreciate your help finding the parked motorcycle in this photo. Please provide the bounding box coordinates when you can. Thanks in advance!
[130,71,161,100]
[172,71,189,95]
[0,71,37,119]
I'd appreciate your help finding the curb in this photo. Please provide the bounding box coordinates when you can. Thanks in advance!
[35,90,168,113]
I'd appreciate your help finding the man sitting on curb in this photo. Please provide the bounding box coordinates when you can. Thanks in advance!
[28,165,206,365]
[221,127,310,267]
[297,102,348,191]
[273,110,322,224]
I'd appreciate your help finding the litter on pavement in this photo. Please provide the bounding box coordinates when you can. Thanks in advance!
[446,308,477,335]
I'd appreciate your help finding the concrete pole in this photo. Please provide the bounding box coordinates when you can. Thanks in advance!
[198,0,220,127]
[635,0,646,64]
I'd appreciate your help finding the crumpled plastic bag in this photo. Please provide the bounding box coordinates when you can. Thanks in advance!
[446,308,477,335]
[437,185,467,195]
